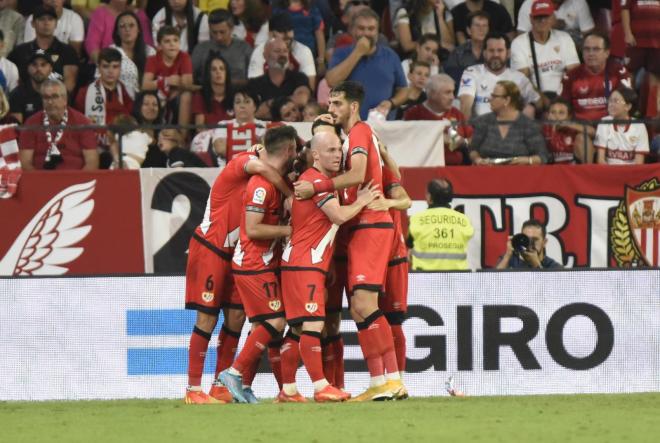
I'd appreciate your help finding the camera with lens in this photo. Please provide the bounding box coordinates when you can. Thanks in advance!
[511,233,530,254]
[43,154,63,170]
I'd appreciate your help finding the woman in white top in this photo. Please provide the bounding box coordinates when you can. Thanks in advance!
[229,0,269,48]
[595,86,649,165]
[152,0,209,53]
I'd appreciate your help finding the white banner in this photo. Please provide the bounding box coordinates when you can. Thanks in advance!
[1,270,658,401]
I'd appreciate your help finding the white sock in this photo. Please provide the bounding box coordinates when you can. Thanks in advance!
[228,367,241,377]
[313,379,330,392]
[385,372,401,381]
[242,384,251,390]
[187,385,202,392]
[369,375,386,388]
[283,383,298,396]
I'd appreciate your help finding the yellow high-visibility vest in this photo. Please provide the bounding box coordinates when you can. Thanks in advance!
[409,206,474,271]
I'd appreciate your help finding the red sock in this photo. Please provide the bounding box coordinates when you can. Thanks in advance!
[390,324,406,373]
[232,324,273,374]
[300,332,325,383]
[242,354,259,387]
[268,339,283,390]
[333,336,345,389]
[373,316,398,375]
[215,325,240,379]
[188,327,211,386]
[322,338,335,386]
[357,328,384,378]
[280,333,301,384]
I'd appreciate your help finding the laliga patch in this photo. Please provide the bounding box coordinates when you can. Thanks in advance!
[202,291,214,303]
[252,187,266,205]
[305,302,318,313]
[269,300,281,311]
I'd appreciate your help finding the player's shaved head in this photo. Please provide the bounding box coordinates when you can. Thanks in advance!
[310,131,340,152]
[310,131,342,173]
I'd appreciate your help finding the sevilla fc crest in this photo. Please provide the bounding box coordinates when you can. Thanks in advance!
[305,302,318,313]
[269,300,281,311]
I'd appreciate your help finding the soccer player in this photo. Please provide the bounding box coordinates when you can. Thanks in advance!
[184,141,293,405]
[294,81,406,401]
[277,131,380,402]
[219,126,298,404]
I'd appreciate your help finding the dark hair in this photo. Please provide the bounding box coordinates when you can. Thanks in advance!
[270,96,295,121]
[549,96,572,114]
[485,31,510,50]
[427,178,453,207]
[330,81,365,106]
[201,52,232,114]
[113,11,148,81]
[264,125,298,154]
[311,117,342,137]
[613,85,638,116]
[232,86,261,108]
[522,219,546,238]
[132,90,164,124]
[164,0,200,51]
[583,30,610,50]
[467,10,490,28]
[208,8,233,26]
[417,33,441,48]
[269,12,293,32]
[232,0,267,33]
[157,25,180,43]
[98,47,122,64]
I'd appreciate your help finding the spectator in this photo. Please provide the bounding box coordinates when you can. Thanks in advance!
[9,6,79,94]
[229,0,269,48]
[302,101,323,121]
[443,11,488,85]
[510,0,579,106]
[8,52,52,123]
[397,60,431,117]
[407,178,474,271]
[271,95,303,122]
[402,33,442,85]
[24,0,85,57]
[393,0,455,54]
[0,88,17,126]
[404,73,471,165]
[86,0,154,64]
[517,0,594,45]
[158,127,207,167]
[0,0,25,58]
[495,219,562,269]
[326,8,408,120]
[152,0,210,54]
[458,32,540,118]
[543,96,593,163]
[106,10,156,99]
[143,26,194,127]
[132,90,168,167]
[291,83,312,110]
[248,37,310,120]
[595,86,649,165]
[191,8,252,86]
[248,12,317,89]
[193,52,232,126]
[0,31,19,92]
[107,114,152,169]
[274,0,326,63]
[451,0,514,45]
[18,79,99,171]
[561,31,632,122]
[469,80,549,165]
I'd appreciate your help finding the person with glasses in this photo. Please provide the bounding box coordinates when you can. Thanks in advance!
[469,79,548,165]
[495,219,562,269]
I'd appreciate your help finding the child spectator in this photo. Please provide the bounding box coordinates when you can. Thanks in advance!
[158,127,207,167]
[302,101,322,121]
[152,0,210,54]
[543,97,593,164]
[398,60,431,117]
[0,30,19,92]
[595,86,649,165]
[401,33,441,85]
[192,52,232,126]
[143,26,194,128]
[274,0,326,64]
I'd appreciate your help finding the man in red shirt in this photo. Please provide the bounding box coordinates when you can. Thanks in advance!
[183,134,294,405]
[294,81,405,401]
[19,78,98,170]
[404,73,472,165]
[561,31,632,123]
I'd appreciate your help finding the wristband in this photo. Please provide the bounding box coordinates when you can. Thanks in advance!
[313,178,335,193]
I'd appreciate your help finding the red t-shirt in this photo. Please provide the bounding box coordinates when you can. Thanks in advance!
[403,104,472,165]
[191,92,231,124]
[282,167,339,272]
[382,167,408,260]
[233,174,283,272]
[342,121,392,226]
[19,108,97,170]
[542,125,579,164]
[561,62,632,122]
[145,51,193,98]
[610,1,626,58]
[74,81,134,125]
[621,0,660,48]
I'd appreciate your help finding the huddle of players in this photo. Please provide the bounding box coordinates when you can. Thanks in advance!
[184,80,412,404]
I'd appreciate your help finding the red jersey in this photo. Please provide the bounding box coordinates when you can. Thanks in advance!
[561,62,632,122]
[145,51,193,99]
[214,119,283,161]
[382,167,408,260]
[282,167,339,272]
[232,174,283,272]
[403,104,472,165]
[342,121,392,226]
[191,92,231,124]
[195,151,256,253]
[622,0,660,48]
[542,125,579,164]
[610,1,626,58]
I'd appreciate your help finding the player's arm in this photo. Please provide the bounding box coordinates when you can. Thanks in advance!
[319,181,379,225]
[379,141,401,179]
[293,150,368,199]
[245,158,294,198]
[367,184,412,211]
[245,209,292,240]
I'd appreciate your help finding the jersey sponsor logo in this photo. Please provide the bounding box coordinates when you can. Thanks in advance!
[553,46,560,53]
[461,77,472,86]
[252,187,266,205]
[480,83,488,90]
[578,85,589,94]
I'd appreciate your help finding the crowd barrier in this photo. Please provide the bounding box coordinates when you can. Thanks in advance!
[1,270,658,400]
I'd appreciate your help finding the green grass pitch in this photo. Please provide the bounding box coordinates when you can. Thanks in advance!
[2,394,659,443]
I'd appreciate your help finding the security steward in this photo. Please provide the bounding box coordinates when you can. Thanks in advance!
[407,178,474,270]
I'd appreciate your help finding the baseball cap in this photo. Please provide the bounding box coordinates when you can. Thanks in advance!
[530,0,555,17]
[269,13,293,33]
[28,50,54,66]
[33,5,58,20]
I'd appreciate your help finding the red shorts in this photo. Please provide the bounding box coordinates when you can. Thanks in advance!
[326,257,347,313]
[185,235,239,315]
[347,226,394,294]
[233,270,285,323]
[281,268,327,325]
[380,258,409,313]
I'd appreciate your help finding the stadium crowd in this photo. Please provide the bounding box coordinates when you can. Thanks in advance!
[0,0,658,170]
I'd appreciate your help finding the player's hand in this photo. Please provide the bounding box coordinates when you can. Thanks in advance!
[355,36,373,56]
[283,195,293,213]
[314,113,336,126]
[366,196,392,211]
[357,180,381,206]
[249,143,264,153]
[293,180,315,200]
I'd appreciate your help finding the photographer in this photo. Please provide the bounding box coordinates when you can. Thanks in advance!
[496,219,562,269]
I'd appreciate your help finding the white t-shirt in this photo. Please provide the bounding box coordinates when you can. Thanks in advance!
[393,7,454,42]
[401,58,440,85]
[458,64,541,116]
[0,57,19,92]
[510,29,579,93]
[517,0,594,33]
[248,40,316,79]
[24,9,85,44]
[594,116,649,165]
[152,7,210,53]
